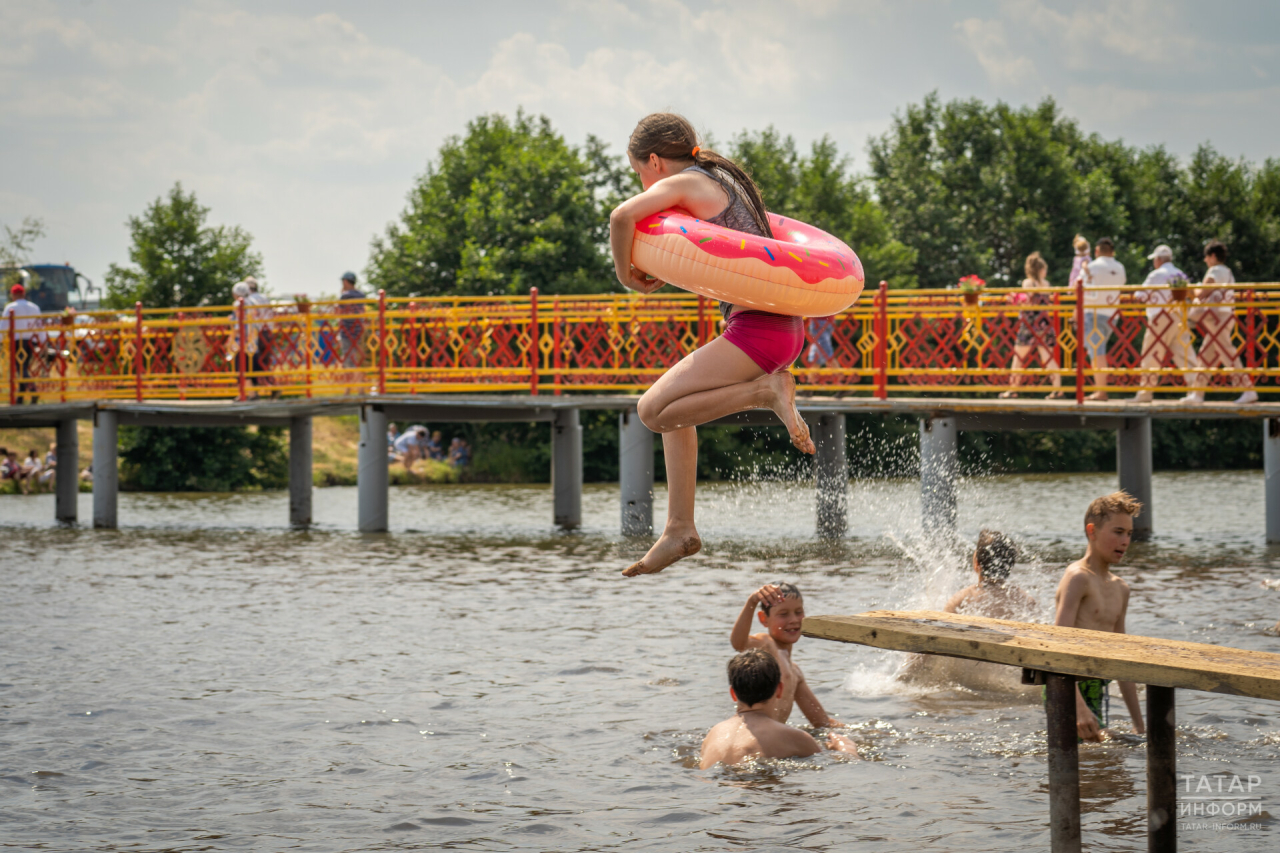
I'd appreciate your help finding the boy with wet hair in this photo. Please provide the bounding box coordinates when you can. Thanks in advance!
[730,582,840,727]
[944,529,1037,619]
[1053,491,1147,742]
[700,649,859,768]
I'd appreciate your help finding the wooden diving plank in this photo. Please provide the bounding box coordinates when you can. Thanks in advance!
[804,610,1280,701]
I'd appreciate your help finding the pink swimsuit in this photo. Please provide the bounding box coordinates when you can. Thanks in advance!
[721,309,804,374]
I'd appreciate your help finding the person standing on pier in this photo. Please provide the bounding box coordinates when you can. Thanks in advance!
[1080,237,1125,401]
[609,113,814,577]
[1133,245,1201,403]
[1193,240,1257,405]
[3,283,44,405]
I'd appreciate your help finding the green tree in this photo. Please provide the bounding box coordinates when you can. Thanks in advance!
[730,129,917,288]
[104,183,262,309]
[106,185,280,491]
[368,111,623,297]
[119,425,288,492]
[869,94,1129,288]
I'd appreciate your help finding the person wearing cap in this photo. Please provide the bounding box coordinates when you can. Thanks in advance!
[336,271,366,379]
[1133,244,1202,403]
[3,282,45,404]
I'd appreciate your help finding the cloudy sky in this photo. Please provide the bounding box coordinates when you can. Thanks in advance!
[3,0,1279,298]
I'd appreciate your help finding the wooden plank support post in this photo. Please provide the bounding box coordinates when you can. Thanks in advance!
[1117,417,1153,539]
[552,407,583,530]
[1146,685,1177,852]
[1045,673,1082,853]
[812,412,848,539]
[55,417,79,523]
[92,408,118,529]
[289,415,312,527]
[619,408,654,536]
[357,405,389,533]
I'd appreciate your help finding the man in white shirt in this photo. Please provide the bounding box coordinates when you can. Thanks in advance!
[1133,245,1201,403]
[1193,240,1257,404]
[243,276,274,392]
[1079,237,1125,401]
[2,283,45,404]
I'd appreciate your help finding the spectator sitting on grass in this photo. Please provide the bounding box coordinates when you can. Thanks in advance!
[19,449,41,495]
[0,448,16,484]
[447,437,471,468]
[39,443,56,491]
[387,423,400,462]
[394,426,430,480]
[426,430,445,461]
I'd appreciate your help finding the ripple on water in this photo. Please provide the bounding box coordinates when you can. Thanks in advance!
[1,472,1278,851]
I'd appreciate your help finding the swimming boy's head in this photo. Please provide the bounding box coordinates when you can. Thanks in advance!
[727,648,782,708]
[626,112,773,238]
[974,530,1016,583]
[757,582,804,645]
[1084,491,1142,564]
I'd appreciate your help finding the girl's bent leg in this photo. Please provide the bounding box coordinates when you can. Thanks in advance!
[637,336,813,454]
[621,426,701,577]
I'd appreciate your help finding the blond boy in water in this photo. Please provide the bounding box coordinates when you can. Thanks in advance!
[730,583,840,727]
[1054,491,1148,742]
[700,649,858,768]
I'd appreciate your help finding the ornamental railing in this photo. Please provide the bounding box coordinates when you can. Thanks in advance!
[4,282,1280,405]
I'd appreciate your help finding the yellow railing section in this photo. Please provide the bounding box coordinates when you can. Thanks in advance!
[4,283,1280,405]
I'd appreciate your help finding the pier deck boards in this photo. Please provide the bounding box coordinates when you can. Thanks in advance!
[804,610,1280,853]
[803,610,1280,700]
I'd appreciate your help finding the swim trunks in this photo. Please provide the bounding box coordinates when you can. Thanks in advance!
[721,309,804,375]
[1043,678,1110,738]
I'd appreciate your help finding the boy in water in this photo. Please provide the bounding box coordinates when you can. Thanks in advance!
[1053,491,1147,742]
[730,583,840,727]
[700,649,859,768]
[944,529,1037,619]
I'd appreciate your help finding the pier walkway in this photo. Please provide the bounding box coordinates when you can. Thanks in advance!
[7,285,1280,534]
[6,394,1280,540]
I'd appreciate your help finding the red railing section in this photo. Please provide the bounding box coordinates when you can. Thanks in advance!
[3,285,1280,404]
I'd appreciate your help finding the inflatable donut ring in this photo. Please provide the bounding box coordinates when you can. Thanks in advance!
[631,209,864,317]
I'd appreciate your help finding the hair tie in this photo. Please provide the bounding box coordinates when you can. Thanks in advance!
[691,146,700,158]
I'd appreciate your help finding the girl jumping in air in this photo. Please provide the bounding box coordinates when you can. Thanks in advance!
[609,113,815,578]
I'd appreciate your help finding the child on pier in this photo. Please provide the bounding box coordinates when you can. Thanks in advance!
[700,649,860,769]
[1053,491,1148,742]
[943,529,1037,619]
[610,113,814,578]
[729,583,841,727]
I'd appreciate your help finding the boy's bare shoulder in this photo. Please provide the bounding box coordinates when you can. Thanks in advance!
[746,632,779,651]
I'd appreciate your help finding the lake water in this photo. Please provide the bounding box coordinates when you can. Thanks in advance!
[2,470,1278,851]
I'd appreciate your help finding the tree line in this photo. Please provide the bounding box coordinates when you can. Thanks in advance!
[77,94,1279,488]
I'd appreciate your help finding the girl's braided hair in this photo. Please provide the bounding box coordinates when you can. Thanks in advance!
[627,112,773,240]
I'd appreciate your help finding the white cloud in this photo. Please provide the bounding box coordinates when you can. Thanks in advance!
[0,0,1277,297]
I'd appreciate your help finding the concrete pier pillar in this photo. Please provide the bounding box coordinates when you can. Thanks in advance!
[812,412,848,539]
[552,408,583,529]
[920,416,958,534]
[289,415,312,527]
[1265,420,1280,544]
[619,408,654,536]
[357,405,388,533]
[1117,417,1153,539]
[92,408,118,529]
[55,417,78,524]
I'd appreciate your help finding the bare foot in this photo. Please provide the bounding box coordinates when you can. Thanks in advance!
[764,371,815,454]
[622,526,702,577]
[1086,391,1109,401]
